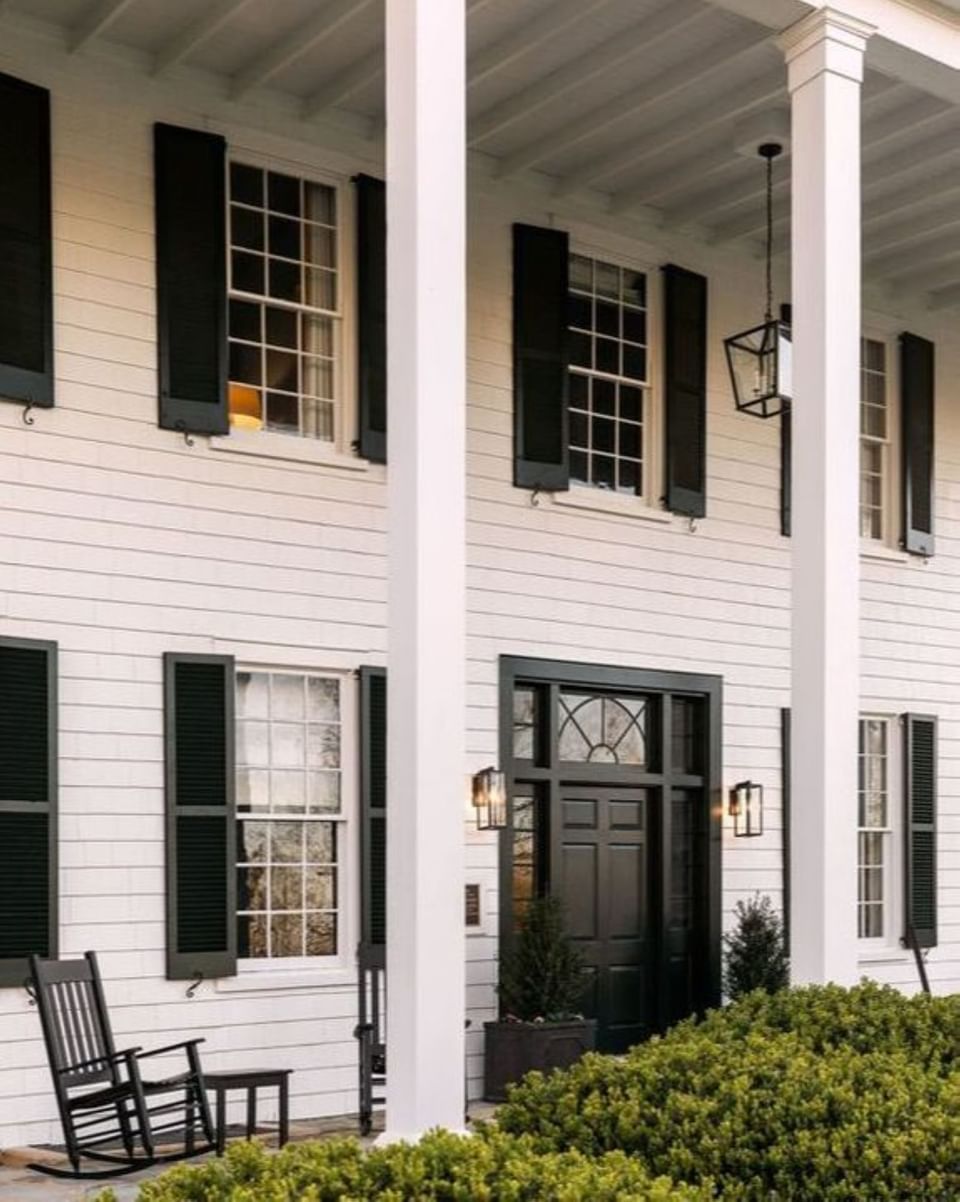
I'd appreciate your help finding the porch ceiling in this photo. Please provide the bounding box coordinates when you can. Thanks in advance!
[6,0,960,309]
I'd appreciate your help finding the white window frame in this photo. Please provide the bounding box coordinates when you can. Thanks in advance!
[857,713,903,953]
[859,329,899,554]
[235,665,358,976]
[225,145,357,459]
[551,235,663,519]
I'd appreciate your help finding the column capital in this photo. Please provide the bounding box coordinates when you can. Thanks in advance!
[778,7,875,89]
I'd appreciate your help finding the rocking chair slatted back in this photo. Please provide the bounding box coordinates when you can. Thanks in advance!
[33,953,118,1088]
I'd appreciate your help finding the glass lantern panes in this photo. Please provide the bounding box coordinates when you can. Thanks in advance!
[724,319,792,419]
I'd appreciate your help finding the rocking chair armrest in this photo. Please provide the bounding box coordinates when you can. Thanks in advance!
[62,1047,142,1074]
[136,1038,205,1060]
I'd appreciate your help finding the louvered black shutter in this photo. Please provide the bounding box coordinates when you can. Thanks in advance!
[779,304,792,538]
[903,713,937,949]
[356,175,386,463]
[513,223,570,491]
[662,264,707,517]
[0,639,57,987]
[901,333,935,557]
[155,124,228,435]
[0,72,53,408]
[164,653,236,979]
[359,667,386,956]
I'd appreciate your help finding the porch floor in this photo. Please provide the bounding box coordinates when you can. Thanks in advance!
[0,1106,498,1201]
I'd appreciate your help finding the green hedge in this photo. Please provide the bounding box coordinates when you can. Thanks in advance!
[495,985,960,1199]
[96,1131,704,1202]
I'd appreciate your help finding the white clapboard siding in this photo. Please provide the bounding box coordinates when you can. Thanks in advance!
[0,23,957,1150]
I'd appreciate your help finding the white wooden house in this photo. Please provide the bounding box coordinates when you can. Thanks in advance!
[0,0,958,1148]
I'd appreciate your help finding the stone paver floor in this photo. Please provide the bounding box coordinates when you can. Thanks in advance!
[0,1106,497,1202]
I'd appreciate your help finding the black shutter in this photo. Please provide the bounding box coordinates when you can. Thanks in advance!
[513,223,570,491]
[155,124,228,436]
[662,264,707,517]
[359,667,386,952]
[356,175,386,464]
[901,333,935,557]
[0,638,57,987]
[164,653,236,980]
[0,72,53,408]
[780,304,792,538]
[903,713,937,949]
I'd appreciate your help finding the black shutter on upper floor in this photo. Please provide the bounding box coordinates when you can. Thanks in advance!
[903,713,937,950]
[164,653,236,980]
[359,667,387,954]
[356,175,387,464]
[900,333,935,557]
[154,124,228,436]
[0,72,53,409]
[513,223,570,492]
[0,638,57,988]
[662,264,708,517]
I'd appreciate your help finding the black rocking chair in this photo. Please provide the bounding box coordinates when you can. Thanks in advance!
[353,943,386,1136]
[28,951,216,1180]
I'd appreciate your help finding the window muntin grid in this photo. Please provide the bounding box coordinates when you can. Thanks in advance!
[568,254,648,496]
[228,162,339,441]
[236,670,343,960]
[860,338,888,541]
[858,717,890,939]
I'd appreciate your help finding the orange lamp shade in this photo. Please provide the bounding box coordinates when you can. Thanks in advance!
[229,384,263,430]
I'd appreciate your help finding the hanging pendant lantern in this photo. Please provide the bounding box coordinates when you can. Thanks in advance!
[724,143,792,419]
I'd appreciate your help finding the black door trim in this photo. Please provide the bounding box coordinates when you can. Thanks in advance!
[497,655,722,1026]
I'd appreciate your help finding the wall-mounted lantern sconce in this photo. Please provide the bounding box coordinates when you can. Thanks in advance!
[472,766,507,830]
[729,780,764,837]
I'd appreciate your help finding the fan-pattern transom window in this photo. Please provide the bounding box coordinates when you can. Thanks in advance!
[558,691,649,764]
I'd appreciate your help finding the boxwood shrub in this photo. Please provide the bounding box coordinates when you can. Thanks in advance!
[96,1130,704,1201]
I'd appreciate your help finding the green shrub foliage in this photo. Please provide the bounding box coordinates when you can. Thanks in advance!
[722,895,789,999]
[95,1130,704,1201]
[497,983,960,1199]
[497,894,586,1021]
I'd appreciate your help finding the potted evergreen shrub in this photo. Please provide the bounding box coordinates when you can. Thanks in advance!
[484,895,596,1101]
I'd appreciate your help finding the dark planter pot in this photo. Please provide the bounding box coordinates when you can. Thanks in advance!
[483,1018,596,1102]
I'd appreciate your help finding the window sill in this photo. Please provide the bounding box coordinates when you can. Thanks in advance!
[860,541,909,565]
[209,429,372,472]
[214,966,355,993]
[857,948,911,966]
[548,488,673,524]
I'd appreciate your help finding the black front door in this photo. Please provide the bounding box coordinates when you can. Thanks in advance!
[500,659,721,1052]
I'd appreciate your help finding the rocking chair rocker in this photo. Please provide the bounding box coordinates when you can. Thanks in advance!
[28,951,216,1180]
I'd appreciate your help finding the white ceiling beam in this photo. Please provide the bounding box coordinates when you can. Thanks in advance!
[153,0,257,76]
[68,0,137,53]
[303,50,382,120]
[467,0,610,92]
[864,170,960,228]
[868,233,960,278]
[469,0,707,147]
[864,200,960,257]
[928,282,960,310]
[887,258,960,292]
[574,63,782,202]
[230,0,374,99]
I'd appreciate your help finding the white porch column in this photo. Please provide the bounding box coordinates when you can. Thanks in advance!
[383,0,467,1138]
[780,10,873,985]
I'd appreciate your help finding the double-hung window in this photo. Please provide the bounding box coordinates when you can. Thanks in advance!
[568,254,650,497]
[860,337,890,542]
[228,162,341,442]
[858,715,899,943]
[235,670,349,963]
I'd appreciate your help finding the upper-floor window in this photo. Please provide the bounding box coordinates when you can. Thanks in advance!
[227,163,340,441]
[568,254,649,497]
[860,338,889,541]
[235,669,346,962]
[858,715,898,942]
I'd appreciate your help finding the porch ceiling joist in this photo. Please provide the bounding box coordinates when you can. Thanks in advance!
[867,231,960,277]
[864,198,960,256]
[68,0,137,53]
[889,255,960,292]
[230,0,374,100]
[559,55,783,200]
[929,281,960,309]
[302,50,382,121]
[153,0,257,76]
[469,0,707,148]
[467,0,612,93]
